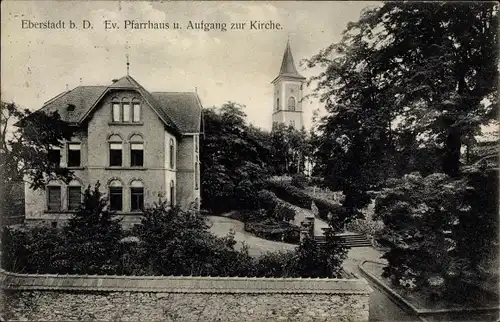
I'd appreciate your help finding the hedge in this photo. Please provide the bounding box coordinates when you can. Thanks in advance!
[266,180,344,222]
[245,220,300,244]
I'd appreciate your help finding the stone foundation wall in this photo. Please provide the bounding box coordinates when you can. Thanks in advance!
[2,291,369,322]
[1,270,371,322]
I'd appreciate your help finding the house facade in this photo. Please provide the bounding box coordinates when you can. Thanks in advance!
[24,75,203,228]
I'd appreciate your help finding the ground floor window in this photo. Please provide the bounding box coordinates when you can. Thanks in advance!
[68,186,81,210]
[109,187,123,211]
[47,186,61,211]
[131,187,144,211]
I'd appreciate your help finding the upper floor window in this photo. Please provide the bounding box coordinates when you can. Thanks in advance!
[109,143,123,167]
[131,143,144,167]
[67,143,81,167]
[169,139,175,169]
[111,97,141,123]
[122,98,130,122]
[288,97,296,111]
[47,185,61,211]
[48,146,61,167]
[112,98,120,122]
[132,98,141,122]
[109,180,123,211]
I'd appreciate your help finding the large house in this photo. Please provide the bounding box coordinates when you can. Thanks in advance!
[24,75,203,228]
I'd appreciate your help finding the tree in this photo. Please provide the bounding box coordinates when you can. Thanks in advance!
[0,101,75,218]
[270,123,311,175]
[201,102,272,213]
[62,183,124,274]
[305,2,498,216]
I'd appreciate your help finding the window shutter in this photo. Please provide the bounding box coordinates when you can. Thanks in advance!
[68,186,81,210]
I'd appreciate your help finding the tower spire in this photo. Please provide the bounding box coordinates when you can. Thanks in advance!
[278,39,302,77]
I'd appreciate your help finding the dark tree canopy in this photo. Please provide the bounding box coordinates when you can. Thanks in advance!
[306,2,498,213]
[0,101,75,219]
[200,102,273,212]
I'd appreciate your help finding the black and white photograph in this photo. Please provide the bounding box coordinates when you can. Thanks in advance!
[0,1,498,321]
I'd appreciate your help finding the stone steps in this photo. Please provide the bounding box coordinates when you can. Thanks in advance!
[315,233,372,248]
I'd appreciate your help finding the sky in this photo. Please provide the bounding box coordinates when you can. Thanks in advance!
[1,1,378,131]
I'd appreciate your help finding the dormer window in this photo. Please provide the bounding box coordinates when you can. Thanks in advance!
[122,98,130,122]
[112,98,120,122]
[111,97,141,123]
[132,98,141,122]
[67,104,76,112]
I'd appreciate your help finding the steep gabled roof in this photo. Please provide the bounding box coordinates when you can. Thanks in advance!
[152,92,202,134]
[35,86,107,124]
[23,75,203,135]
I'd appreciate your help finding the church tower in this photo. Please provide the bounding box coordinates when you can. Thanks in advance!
[271,40,306,130]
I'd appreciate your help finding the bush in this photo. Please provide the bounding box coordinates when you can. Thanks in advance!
[62,183,124,275]
[132,202,255,276]
[273,202,296,222]
[255,251,296,277]
[245,220,300,244]
[256,189,279,215]
[266,180,312,208]
[293,235,347,278]
[266,180,347,227]
[1,225,66,273]
[375,169,498,298]
[291,173,309,189]
[2,183,123,275]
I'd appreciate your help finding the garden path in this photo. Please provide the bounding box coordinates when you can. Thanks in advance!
[207,216,295,257]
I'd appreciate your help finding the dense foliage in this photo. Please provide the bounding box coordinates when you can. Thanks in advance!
[130,202,255,276]
[62,183,124,274]
[374,167,498,298]
[200,102,272,213]
[266,180,345,225]
[306,2,498,217]
[2,186,346,278]
[2,184,123,274]
[0,101,75,219]
[303,2,499,300]
[270,123,312,176]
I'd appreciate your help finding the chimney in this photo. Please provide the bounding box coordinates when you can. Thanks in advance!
[112,79,119,83]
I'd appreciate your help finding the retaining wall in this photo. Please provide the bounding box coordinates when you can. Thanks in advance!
[1,269,371,321]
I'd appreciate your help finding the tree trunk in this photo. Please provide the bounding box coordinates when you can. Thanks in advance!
[442,126,461,177]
